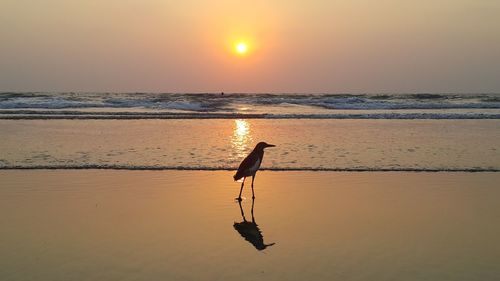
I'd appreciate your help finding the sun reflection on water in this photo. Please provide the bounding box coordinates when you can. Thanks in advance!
[231,119,253,160]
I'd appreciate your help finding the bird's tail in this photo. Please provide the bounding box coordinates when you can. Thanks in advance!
[233,172,243,182]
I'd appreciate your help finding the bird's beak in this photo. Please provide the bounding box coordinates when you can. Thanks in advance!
[266,144,276,148]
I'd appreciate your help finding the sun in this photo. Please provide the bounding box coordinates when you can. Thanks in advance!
[227,37,254,57]
[235,42,248,55]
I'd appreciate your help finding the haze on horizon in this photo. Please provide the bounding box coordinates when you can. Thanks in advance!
[1,0,499,93]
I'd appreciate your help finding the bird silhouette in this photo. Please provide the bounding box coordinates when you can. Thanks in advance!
[234,142,275,201]
[233,198,275,251]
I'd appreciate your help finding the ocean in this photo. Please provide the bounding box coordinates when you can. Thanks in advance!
[1,92,500,119]
[1,92,499,171]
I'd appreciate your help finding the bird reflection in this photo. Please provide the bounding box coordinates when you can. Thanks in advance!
[233,198,275,251]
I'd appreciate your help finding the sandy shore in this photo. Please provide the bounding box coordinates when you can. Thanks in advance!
[2,119,499,171]
[1,170,499,281]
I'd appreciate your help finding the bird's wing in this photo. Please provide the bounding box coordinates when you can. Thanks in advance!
[234,152,259,180]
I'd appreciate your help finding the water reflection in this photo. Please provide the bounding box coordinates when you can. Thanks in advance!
[233,199,275,251]
[231,119,253,160]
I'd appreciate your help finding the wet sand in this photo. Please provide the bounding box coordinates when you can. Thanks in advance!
[1,170,499,281]
[1,119,499,170]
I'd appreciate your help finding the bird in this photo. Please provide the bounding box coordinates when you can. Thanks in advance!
[233,141,275,201]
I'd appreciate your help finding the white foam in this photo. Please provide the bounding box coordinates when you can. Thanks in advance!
[1,92,500,113]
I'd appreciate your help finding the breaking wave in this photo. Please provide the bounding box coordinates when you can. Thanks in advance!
[1,92,499,110]
[1,92,500,119]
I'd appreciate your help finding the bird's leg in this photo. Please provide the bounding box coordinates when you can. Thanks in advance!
[251,175,255,199]
[237,178,245,201]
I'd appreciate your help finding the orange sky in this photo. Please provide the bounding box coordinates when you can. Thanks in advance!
[1,0,499,92]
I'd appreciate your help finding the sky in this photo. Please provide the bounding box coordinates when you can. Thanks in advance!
[1,0,499,93]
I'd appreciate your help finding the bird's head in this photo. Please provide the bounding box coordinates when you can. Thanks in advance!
[255,142,276,151]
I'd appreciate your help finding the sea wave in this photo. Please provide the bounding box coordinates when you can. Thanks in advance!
[1,92,500,111]
[0,164,498,172]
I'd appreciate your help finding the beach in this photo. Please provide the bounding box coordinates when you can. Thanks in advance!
[2,0,500,279]
[1,170,499,281]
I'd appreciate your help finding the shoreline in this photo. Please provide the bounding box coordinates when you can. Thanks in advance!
[1,166,500,172]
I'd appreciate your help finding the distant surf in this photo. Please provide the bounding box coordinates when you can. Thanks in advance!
[1,92,500,119]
